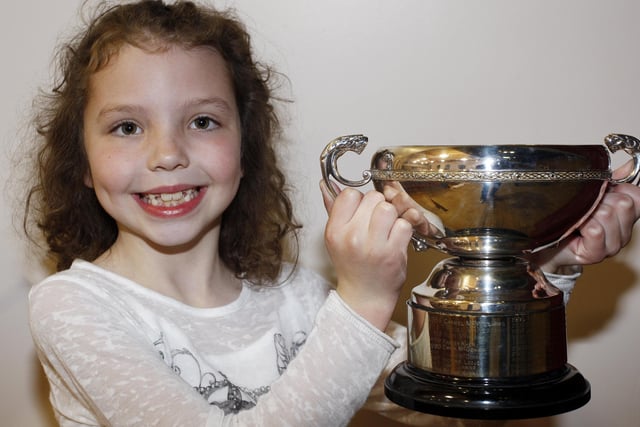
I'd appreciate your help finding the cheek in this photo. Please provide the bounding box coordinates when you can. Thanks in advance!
[85,152,133,195]
[208,141,243,181]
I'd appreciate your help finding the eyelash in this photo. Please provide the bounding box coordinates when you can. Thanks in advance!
[109,116,220,136]
[190,116,219,131]
[111,121,141,136]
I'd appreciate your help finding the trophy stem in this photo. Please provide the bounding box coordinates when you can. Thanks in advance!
[384,256,590,419]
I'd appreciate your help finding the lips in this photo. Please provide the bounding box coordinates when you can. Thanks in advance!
[135,186,206,217]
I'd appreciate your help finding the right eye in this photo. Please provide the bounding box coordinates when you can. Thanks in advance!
[112,121,142,136]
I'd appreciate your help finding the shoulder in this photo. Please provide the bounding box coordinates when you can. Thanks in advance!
[282,263,332,288]
[28,260,139,338]
[29,260,115,308]
[30,260,99,306]
[249,263,331,292]
[275,263,332,299]
[245,263,333,318]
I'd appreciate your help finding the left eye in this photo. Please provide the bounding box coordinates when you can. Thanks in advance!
[190,116,218,130]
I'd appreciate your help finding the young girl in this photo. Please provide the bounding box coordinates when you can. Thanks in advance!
[24,1,640,426]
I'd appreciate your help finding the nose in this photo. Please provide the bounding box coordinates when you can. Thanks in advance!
[146,129,189,171]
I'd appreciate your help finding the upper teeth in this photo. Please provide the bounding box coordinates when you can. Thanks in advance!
[142,188,199,207]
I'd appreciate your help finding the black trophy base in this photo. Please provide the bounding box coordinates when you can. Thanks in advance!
[384,362,591,420]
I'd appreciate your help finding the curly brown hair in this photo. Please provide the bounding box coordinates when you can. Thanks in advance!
[25,0,300,283]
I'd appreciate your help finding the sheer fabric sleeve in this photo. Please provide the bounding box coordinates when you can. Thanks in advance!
[30,281,398,427]
[30,279,212,426]
[544,268,581,304]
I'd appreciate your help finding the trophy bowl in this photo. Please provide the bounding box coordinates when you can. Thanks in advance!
[320,133,640,419]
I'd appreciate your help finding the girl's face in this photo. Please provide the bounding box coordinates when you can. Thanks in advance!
[83,44,242,252]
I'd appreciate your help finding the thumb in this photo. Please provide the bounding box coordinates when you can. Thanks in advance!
[320,180,341,213]
[612,159,637,181]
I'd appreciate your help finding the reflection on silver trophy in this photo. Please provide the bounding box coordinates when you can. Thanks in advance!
[321,133,640,419]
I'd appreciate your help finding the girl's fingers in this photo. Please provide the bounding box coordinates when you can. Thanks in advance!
[320,180,343,213]
[387,216,414,249]
[572,220,608,264]
[610,184,640,228]
[368,198,403,245]
[325,187,364,226]
[383,182,444,237]
[612,159,637,181]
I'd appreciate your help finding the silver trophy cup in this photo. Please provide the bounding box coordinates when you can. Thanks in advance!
[320,133,640,419]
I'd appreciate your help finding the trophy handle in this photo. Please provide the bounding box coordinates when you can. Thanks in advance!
[320,134,433,252]
[604,133,640,184]
[320,134,373,198]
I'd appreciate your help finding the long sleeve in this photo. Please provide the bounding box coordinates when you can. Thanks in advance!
[545,268,581,304]
[30,274,398,427]
[216,292,398,427]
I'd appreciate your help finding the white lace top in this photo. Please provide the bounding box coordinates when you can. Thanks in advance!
[29,260,578,426]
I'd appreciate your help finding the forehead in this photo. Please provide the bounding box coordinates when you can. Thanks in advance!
[90,43,233,90]
[85,43,237,110]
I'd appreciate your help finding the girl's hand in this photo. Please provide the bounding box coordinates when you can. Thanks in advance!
[533,161,640,273]
[321,181,414,331]
[381,181,445,238]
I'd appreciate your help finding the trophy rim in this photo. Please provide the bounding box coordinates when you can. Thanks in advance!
[370,144,611,183]
[369,169,611,182]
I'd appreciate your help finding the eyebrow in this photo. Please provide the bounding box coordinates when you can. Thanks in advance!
[96,97,235,119]
[185,97,234,113]
[97,104,146,119]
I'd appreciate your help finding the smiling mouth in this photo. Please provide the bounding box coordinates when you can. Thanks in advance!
[138,187,202,207]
